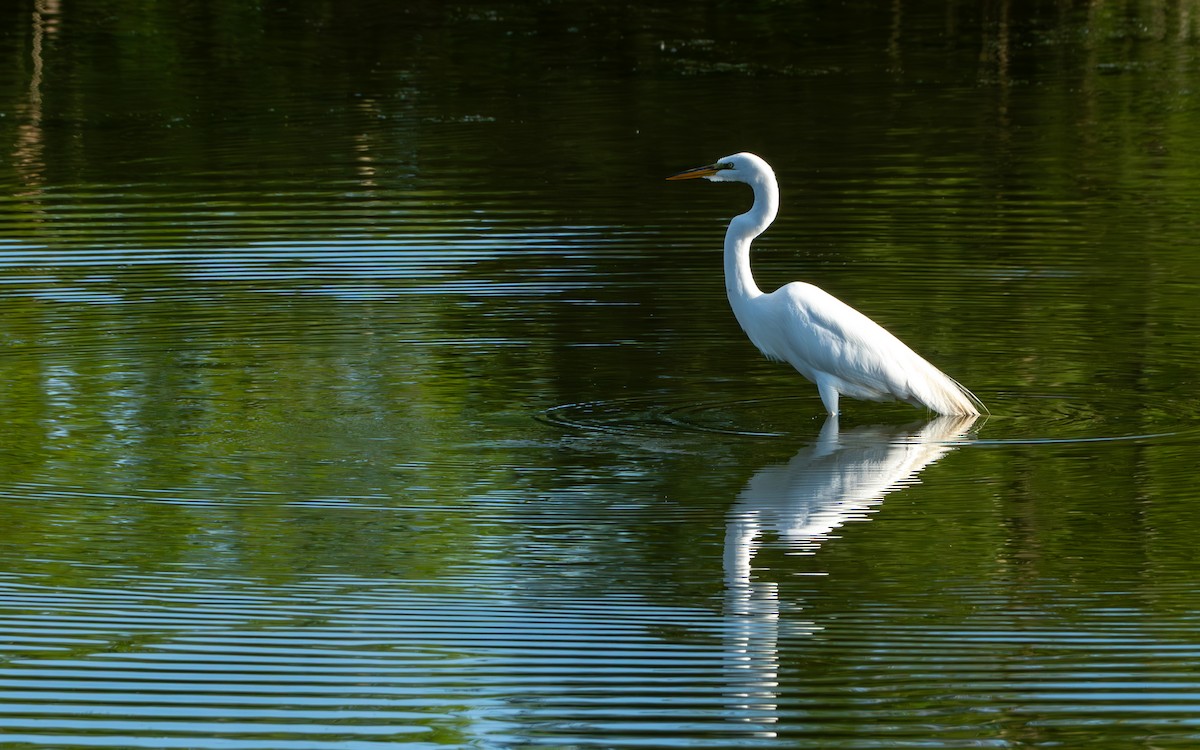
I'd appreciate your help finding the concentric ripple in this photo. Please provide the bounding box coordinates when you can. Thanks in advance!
[539,394,798,438]
[540,388,1200,447]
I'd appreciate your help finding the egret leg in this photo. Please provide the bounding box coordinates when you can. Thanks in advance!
[816,377,840,415]
[813,414,841,456]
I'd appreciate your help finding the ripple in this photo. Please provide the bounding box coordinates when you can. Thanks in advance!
[539,394,794,438]
[540,389,1200,447]
[0,566,782,748]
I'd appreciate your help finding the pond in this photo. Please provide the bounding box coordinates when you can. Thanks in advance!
[2,1,1200,747]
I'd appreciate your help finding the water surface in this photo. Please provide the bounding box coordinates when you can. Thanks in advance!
[3,1,1200,747]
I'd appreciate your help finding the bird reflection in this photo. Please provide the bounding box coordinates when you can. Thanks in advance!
[722,414,978,732]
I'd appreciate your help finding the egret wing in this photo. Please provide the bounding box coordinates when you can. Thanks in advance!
[772,282,945,404]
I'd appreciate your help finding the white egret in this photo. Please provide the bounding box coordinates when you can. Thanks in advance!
[669,152,983,416]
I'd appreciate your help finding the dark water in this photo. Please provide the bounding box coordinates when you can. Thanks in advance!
[3,1,1200,747]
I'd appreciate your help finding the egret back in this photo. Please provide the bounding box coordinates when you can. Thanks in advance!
[736,282,982,417]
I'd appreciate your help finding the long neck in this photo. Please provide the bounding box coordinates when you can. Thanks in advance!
[724,175,778,306]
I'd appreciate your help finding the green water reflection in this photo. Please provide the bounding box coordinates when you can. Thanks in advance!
[2,1,1200,747]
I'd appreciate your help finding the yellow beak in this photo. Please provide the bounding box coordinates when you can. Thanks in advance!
[666,163,721,181]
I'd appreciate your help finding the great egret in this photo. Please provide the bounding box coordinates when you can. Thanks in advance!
[668,152,983,416]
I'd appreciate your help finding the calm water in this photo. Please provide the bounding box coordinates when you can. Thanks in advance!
[3,1,1200,747]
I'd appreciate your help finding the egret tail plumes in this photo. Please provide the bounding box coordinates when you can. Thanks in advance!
[669,152,983,417]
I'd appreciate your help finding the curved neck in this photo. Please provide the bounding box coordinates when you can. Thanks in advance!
[724,175,778,305]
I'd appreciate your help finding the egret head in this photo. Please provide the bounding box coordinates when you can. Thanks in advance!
[667,152,773,185]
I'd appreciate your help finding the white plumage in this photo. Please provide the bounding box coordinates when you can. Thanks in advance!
[669,152,983,417]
